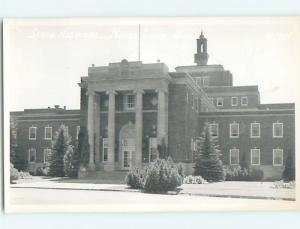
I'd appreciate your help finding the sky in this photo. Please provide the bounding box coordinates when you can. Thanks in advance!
[4,17,300,111]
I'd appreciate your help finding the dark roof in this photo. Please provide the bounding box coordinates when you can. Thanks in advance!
[10,108,80,118]
[203,85,258,93]
[259,103,295,110]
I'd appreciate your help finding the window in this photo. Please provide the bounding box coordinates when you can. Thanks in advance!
[123,151,130,168]
[102,138,108,162]
[251,123,260,138]
[230,149,239,165]
[241,96,248,106]
[76,126,80,140]
[195,96,199,111]
[44,126,52,140]
[194,139,201,151]
[195,77,209,87]
[202,77,209,87]
[124,94,135,110]
[231,97,238,106]
[251,149,260,165]
[190,138,195,151]
[196,78,202,87]
[273,149,283,166]
[230,122,239,138]
[273,123,283,138]
[149,137,158,162]
[191,138,199,152]
[191,93,195,109]
[186,90,189,103]
[43,148,51,163]
[209,123,219,137]
[217,97,223,107]
[28,148,36,163]
[29,127,37,140]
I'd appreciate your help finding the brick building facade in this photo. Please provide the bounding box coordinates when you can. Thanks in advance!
[11,32,295,180]
[11,106,80,172]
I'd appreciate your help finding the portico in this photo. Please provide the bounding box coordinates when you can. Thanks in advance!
[83,60,171,171]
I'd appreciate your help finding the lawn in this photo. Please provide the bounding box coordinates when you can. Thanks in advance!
[11,176,295,201]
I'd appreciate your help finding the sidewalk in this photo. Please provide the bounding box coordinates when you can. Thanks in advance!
[11,177,296,201]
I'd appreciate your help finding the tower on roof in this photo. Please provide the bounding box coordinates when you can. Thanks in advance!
[194,31,209,65]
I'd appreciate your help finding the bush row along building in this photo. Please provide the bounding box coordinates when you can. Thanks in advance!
[10,32,295,180]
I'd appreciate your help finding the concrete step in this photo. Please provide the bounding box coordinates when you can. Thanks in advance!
[79,170,128,184]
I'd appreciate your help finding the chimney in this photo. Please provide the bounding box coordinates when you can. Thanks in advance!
[54,105,60,109]
[63,106,66,110]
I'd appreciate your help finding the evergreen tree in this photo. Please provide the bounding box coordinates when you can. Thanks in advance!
[63,145,77,177]
[63,139,80,177]
[10,118,28,171]
[49,125,70,177]
[283,149,295,181]
[194,123,225,182]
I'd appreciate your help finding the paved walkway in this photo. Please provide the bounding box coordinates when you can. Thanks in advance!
[11,177,295,201]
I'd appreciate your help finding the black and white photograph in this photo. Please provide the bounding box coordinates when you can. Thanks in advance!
[3,17,300,213]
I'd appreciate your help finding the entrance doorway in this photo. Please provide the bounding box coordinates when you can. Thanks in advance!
[121,138,135,169]
[119,122,136,170]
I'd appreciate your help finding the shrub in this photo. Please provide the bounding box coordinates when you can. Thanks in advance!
[36,166,49,176]
[272,180,295,189]
[282,150,295,181]
[183,175,207,184]
[10,163,19,183]
[18,171,31,179]
[10,163,31,183]
[125,168,144,189]
[143,158,182,193]
[224,166,264,181]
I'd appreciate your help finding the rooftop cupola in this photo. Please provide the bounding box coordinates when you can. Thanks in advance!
[194,31,209,65]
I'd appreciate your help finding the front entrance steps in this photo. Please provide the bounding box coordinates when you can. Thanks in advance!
[78,170,128,184]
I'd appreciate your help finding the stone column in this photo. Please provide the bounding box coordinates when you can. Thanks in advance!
[106,90,117,171]
[156,88,168,145]
[87,90,95,170]
[94,93,101,166]
[134,89,144,168]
